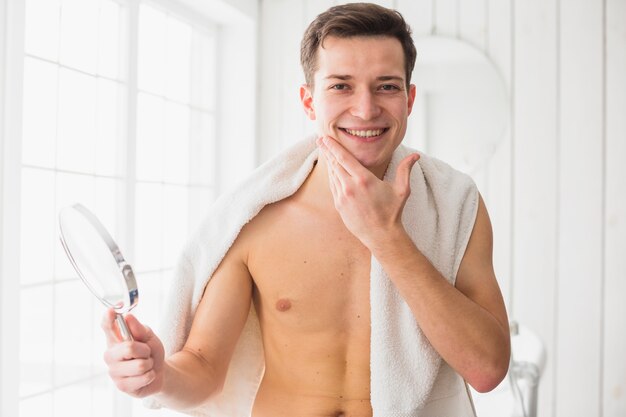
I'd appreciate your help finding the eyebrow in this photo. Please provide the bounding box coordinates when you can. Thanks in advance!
[377,75,405,82]
[324,74,405,83]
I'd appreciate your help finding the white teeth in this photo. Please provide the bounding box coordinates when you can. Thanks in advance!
[345,128,384,138]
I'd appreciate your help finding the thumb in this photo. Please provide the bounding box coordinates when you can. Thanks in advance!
[123,313,153,343]
[395,153,420,193]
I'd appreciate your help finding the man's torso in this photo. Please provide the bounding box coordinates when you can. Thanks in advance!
[237,178,374,417]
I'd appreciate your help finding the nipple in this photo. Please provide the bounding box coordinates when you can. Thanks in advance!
[275,298,292,312]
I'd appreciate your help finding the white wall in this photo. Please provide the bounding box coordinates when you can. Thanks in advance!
[256,1,626,416]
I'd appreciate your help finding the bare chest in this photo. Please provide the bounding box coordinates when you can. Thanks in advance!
[246,202,372,333]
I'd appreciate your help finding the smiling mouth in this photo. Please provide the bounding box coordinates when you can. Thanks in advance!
[339,127,389,139]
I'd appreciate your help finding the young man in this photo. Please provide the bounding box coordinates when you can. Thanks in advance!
[102,3,510,416]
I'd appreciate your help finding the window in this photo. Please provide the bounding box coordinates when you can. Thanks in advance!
[5,0,221,415]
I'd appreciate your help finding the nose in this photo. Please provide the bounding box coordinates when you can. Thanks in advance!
[350,89,381,120]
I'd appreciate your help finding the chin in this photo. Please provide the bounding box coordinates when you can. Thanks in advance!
[338,131,395,160]
[352,152,389,172]
[343,140,387,162]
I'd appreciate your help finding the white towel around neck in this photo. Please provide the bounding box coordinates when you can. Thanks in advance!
[146,136,479,417]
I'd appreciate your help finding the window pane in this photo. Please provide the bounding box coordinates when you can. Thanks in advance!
[136,93,165,181]
[54,280,94,386]
[165,17,191,103]
[19,285,54,398]
[134,271,164,325]
[22,58,58,168]
[134,183,163,272]
[20,168,56,285]
[55,172,97,218]
[97,0,120,79]
[95,78,122,176]
[55,172,96,279]
[164,102,190,184]
[94,177,122,247]
[191,31,216,111]
[190,111,216,186]
[24,0,60,61]
[138,4,166,96]
[53,382,92,417]
[19,393,53,417]
[188,186,214,231]
[90,297,108,375]
[59,0,99,73]
[91,376,115,417]
[163,184,188,268]
[56,69,97,173]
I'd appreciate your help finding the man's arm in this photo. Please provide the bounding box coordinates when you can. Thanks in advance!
[318,136,510,392]
[371,195,510,392]
[156,241,254,409]
[102,235,253,410]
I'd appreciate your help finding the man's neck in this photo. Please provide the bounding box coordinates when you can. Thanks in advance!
[302,156,335,212]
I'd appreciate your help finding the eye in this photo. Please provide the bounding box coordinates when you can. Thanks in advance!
[330,83,350,91]
[379,84,401,91]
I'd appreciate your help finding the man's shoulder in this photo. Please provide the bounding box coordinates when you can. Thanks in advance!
[240,197,287,235]
[242,185,322,235]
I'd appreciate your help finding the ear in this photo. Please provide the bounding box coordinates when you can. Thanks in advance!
[300,84,316,121]
[406,84,417,116]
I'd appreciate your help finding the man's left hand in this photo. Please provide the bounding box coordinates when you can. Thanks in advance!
[317,136,420,252]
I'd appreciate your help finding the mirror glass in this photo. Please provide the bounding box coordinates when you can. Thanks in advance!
[408,36,509,175]
[58,204,138,340]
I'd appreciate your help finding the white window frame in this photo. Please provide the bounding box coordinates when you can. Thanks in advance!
[1,0,25,416]
[0,0,257,415]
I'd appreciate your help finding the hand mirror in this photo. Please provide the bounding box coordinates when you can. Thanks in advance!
[58,203,138,341]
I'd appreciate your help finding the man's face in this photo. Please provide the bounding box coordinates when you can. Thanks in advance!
[301,36,416,176]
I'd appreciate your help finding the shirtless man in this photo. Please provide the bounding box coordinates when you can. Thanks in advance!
[102,4,510,416]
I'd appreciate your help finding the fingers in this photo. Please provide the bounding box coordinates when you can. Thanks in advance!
[103,339,152,364]
[112,370,157,397]
[107,357,155,378]
[321,145,349,196]
[317,136,367,177]
[104,340,156,395]
[395,153,420,195]
[124,314,152,343]
[101,310,164,398]
[318,137,361,201]
[101,308,122,346]
[101,310,149,345]
[326,157,340,202]
[102,308,153,344]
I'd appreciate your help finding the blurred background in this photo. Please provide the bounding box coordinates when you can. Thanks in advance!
[0,0,624,416]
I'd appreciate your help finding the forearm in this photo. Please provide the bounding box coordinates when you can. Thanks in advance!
[372,229,510,392]
[152,348,223,411]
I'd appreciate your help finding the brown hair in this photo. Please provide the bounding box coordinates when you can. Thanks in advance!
[300,2,417,88]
